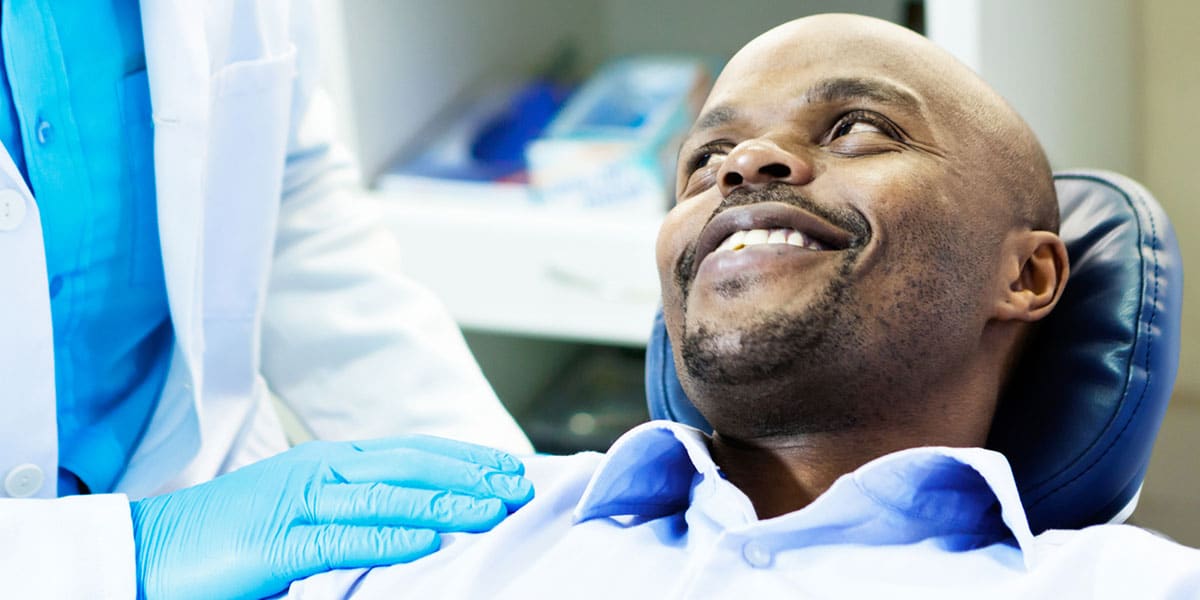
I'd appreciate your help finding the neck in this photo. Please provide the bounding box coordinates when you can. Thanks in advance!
[696,332,1018,519]
[709,430,867,517]
[708,395,995,519]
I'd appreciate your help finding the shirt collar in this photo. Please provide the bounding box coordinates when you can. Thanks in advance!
[573,420,1037,568]
[573,421,719,522]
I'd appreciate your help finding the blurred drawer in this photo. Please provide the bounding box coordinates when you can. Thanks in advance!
[368,191,663,346]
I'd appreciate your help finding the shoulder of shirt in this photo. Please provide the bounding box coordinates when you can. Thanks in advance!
[1036,523,1199,552]
[521,450,606,480]
[515,424,705,507]
[1031,522,1200,577]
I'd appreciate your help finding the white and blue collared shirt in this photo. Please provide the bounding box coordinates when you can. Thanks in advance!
[283,421,1200,599]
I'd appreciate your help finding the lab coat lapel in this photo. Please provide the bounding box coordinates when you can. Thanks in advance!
[141,0,209,390]
[119,0,212,496]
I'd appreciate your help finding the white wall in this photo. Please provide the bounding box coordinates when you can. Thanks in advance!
[600,0,906,59]
[1136,0,1200,546]
[928,0,1138,174]
[1142,0,1200,401]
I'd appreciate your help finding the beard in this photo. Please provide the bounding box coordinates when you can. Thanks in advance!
[681,248,857,386]
[677,246,880,437]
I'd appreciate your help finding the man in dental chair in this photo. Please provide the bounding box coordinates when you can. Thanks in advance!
[280,14,1200,599]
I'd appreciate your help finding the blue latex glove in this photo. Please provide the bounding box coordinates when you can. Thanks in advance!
[130,436,534,600]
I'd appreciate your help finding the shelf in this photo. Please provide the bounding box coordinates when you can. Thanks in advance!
[365,189,664,347]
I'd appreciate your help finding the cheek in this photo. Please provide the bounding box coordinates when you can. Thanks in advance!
[841,166,967,267]
[656,198,715,333]
[838,167,996,328]
[864,211,997,347]
[654,217,683,281]
[655,198,713,282]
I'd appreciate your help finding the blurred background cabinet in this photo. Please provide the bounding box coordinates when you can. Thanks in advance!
[310,0,1200,544]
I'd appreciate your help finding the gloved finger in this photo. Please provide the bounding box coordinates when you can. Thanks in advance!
[348,435,526,475]
[327,448,534,509]
[310,484,508,532]
[285,525,440,575]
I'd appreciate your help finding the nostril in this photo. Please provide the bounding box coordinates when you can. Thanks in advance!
[759,163,791,178]
[723,172,744,186]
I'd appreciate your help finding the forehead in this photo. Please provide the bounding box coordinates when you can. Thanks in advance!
[694,19,960,128]
[698,71,927,127]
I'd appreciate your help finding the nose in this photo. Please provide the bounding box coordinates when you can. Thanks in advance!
[716,139,813,197]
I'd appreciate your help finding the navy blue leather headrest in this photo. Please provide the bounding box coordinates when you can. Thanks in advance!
[645,170,1183,533]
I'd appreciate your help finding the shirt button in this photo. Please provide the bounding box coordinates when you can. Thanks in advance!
[742,541,773,568]
[36,119,52,144]
[5,464,44,498]
[0,189,27,231]
[49,276,64,298]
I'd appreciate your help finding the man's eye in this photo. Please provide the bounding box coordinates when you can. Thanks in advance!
[690,149,728,171]
[679,144,731,198]
[833,120,884,138]
[830,111,894,139]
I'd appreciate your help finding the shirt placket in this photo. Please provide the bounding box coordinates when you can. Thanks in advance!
[664,469,773,597]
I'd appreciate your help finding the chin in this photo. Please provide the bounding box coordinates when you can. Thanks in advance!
[680,309,827,386]
[677,307,880,439]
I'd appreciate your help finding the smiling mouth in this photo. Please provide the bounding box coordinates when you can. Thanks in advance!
[690,201,859,281]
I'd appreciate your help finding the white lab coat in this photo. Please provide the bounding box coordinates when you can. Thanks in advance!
[0,1,531,596]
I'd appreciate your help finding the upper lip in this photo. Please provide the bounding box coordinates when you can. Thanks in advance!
[691,201,857,278]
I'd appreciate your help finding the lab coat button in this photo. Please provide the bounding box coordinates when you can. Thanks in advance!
[0,189,27,231]
[5,464,44,498]
[742,541,773,568]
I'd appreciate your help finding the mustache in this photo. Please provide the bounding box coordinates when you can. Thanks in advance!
[716,184,872,241]
[673,183,872,297]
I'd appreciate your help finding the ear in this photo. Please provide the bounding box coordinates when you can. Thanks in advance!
[992,231,1070,322]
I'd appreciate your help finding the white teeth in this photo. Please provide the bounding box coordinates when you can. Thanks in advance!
[720,230,748,251]
[743,229,769,246]
[716,227,824,253]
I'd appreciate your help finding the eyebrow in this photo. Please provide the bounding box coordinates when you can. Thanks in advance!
[802,76,922,113]
[691,76,923,133]
[693,105,737,130]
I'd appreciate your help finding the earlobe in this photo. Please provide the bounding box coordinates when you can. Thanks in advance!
[993,231,1070,322]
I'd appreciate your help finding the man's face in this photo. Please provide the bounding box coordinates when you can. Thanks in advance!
[655,17,1016,437]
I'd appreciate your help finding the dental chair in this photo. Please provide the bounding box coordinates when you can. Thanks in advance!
[645,170,1183,534]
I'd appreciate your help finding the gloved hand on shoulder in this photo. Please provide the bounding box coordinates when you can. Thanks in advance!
[130,435,534,600]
